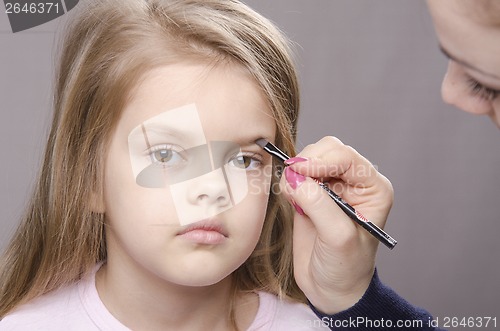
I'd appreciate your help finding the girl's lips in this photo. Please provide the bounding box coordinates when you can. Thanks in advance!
[177,220,228,245]
[178,229,227,244]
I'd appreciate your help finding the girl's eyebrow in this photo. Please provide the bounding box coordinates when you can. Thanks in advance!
[439,45,500,80]
[238,136,275,148]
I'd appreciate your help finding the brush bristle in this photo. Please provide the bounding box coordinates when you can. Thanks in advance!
[255,138,268,148]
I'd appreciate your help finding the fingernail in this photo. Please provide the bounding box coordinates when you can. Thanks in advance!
[284,157,308,166]
[285,167,306,190]
[291,199,305,215]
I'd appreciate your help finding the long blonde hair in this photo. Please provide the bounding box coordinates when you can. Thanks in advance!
[0,0,302,320]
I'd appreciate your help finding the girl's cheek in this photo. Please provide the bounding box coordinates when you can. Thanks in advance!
[246,169,272,197]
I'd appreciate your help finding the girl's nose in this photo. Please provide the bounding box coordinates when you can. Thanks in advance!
[187,169,232,208]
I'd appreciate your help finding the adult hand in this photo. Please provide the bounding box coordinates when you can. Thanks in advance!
[281,136,394,314]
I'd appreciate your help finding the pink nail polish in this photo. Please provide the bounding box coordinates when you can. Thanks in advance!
[284,157,308,166]
[291,199,304,215]
[285,167,306,190]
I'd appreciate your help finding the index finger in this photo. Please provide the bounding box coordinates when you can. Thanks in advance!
[287,136,379,188]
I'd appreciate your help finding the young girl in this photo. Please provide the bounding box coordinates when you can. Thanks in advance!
[0,0,438,330]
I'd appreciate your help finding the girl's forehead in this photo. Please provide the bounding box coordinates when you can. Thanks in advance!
[119,63,275,142]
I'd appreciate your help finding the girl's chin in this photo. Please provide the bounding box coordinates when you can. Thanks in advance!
[168,272,232,287]
[158,263,236,287]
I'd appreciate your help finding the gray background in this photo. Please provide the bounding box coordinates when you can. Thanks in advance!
[1,0,499,327]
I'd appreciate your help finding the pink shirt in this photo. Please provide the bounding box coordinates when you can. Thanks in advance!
[0,266,328,330]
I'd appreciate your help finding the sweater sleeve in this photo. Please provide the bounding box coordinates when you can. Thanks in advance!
[308,269,447,331]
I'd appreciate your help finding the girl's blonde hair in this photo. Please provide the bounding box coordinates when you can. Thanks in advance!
[0,0,302,320]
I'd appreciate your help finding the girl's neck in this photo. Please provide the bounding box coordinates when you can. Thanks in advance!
[95,260,259,331]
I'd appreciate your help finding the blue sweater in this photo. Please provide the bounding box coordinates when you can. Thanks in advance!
[309,269,446,330]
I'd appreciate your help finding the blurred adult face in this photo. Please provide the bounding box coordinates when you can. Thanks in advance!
[427,0,500,128]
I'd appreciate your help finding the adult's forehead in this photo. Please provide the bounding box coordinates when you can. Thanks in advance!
[428,0,500,81]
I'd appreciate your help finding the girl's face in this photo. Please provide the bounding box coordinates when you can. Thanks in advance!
[102,62,276,287]
[427,0,500,128]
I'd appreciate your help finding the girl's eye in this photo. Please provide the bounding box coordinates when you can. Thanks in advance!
[229,154,261,170]
[467,78,500,101]
[153,149,173,162]
[148,145,185,167]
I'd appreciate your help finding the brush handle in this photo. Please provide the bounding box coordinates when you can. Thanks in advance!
[316,180,397,249]
[259,140,397,249]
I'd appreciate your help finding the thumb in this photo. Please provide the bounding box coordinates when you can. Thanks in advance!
[283,167,359,244]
